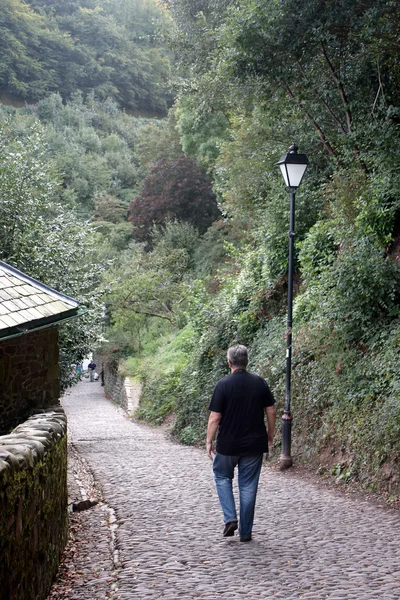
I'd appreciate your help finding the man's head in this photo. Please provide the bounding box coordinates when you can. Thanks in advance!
[227,345,248,370]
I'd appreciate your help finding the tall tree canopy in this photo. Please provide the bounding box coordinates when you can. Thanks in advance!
[0,119,103,388]
[0,0,171,113]
[128,155,220,242]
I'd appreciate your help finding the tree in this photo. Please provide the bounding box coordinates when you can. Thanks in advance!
[1,0,171,112]
[105,221,201,338]
[135,108,183,177]
[128,156,220,243]
[20,93,142,214]
[0,120,103,389]
[94,194,128,223]
[217,0,400,166]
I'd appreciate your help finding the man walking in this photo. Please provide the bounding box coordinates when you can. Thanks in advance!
[207,345,276,542]
[88,359,96,382]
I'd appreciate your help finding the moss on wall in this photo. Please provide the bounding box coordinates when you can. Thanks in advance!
[0,409,68,600]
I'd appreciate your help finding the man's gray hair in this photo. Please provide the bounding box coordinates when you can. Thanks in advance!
[227,345,248,368]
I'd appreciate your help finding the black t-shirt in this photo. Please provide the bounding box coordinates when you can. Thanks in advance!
[208,369,275,456]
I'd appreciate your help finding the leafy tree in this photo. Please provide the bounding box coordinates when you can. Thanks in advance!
[169,0,233,78]
[92,222,134,265]
[1,0,171,112]
[217,0,400,166]
[104,221,200,342]
[175,97,230,167]
[94,194,128,224]
[0,120,103,389]
[135,108,183,177]
[150,220,200,270]
[7,94,143,214]
[0,0,70,100]
[128,155,220,242]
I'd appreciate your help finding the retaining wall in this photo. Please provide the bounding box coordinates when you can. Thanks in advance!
[102,362,128,410]
[101,362,140,415]
[0,407,68,600]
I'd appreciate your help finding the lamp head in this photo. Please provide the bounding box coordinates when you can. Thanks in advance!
[277,144,309,190]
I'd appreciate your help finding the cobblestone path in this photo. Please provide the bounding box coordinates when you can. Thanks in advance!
[62,381,400,600]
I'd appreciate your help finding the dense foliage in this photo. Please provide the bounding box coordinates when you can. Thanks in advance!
[0,0,171,113]
[0,119,104,388]
[128,155,220,242]
[107,0,400,496]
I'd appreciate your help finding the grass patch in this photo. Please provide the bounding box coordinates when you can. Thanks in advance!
[127,325,196,424]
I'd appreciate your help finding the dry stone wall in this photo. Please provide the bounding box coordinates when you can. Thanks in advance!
[0,408,68,600]
[0,328,60,435]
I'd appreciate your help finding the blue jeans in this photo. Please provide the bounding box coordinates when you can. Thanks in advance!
[213,453,263,538]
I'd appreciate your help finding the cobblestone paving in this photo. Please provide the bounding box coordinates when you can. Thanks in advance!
[62,381,400,600]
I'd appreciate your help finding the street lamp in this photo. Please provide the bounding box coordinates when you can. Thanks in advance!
[276,144,309,470]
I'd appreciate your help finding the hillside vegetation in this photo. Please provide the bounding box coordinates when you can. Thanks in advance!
[103,0,400,497]
[0,0,170,113]
[0,0,399,496]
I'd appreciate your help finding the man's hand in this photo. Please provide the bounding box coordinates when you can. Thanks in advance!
[206,411,221,460]
[206,440,215,460]
[266,405,276,449]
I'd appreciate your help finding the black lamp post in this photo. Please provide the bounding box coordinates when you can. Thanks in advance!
[276,144,309,470]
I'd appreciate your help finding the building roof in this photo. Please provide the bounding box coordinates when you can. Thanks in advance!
[0,261,80,340]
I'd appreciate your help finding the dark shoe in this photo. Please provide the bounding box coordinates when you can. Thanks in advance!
[223,521,238,537]
[240,535,252,542]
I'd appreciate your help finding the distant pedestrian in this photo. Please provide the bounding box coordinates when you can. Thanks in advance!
[88,359,96,382]
[207,344,276,542]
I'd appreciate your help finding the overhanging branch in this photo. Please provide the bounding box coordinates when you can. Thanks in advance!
[282,80,343,166]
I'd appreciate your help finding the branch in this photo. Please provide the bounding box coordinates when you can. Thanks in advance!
[320,43,368,172]
[118,291,175,322]
[320,42,352,132]
[132,309,174,322]
[149,295,175,316]
[120,301,174,322]
[370,59,387,117]
[282,80,343,166]
[296,62,346,134]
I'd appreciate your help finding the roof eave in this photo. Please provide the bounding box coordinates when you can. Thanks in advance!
[0,260,79,309]
[0,307,86,342]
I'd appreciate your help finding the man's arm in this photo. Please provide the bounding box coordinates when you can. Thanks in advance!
[265,405,276,446]
[206,411,221,460]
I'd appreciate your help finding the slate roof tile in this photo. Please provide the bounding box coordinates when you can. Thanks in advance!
[19,285,36,296]
[24,306,47,320]
[0,261,80,338]
[16,296,36,308]
[34,305,56,318]
[7,276,23,286]
[4,287,21,299]
[0,314,20,327]
[2,300,21,313]
[0,290,12,301]
[6,312,27,325]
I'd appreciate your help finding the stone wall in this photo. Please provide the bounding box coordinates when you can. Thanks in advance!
[103,361,127,410]
[0,328,60,435]
[0,408,68,600]
[101,361,140,415]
